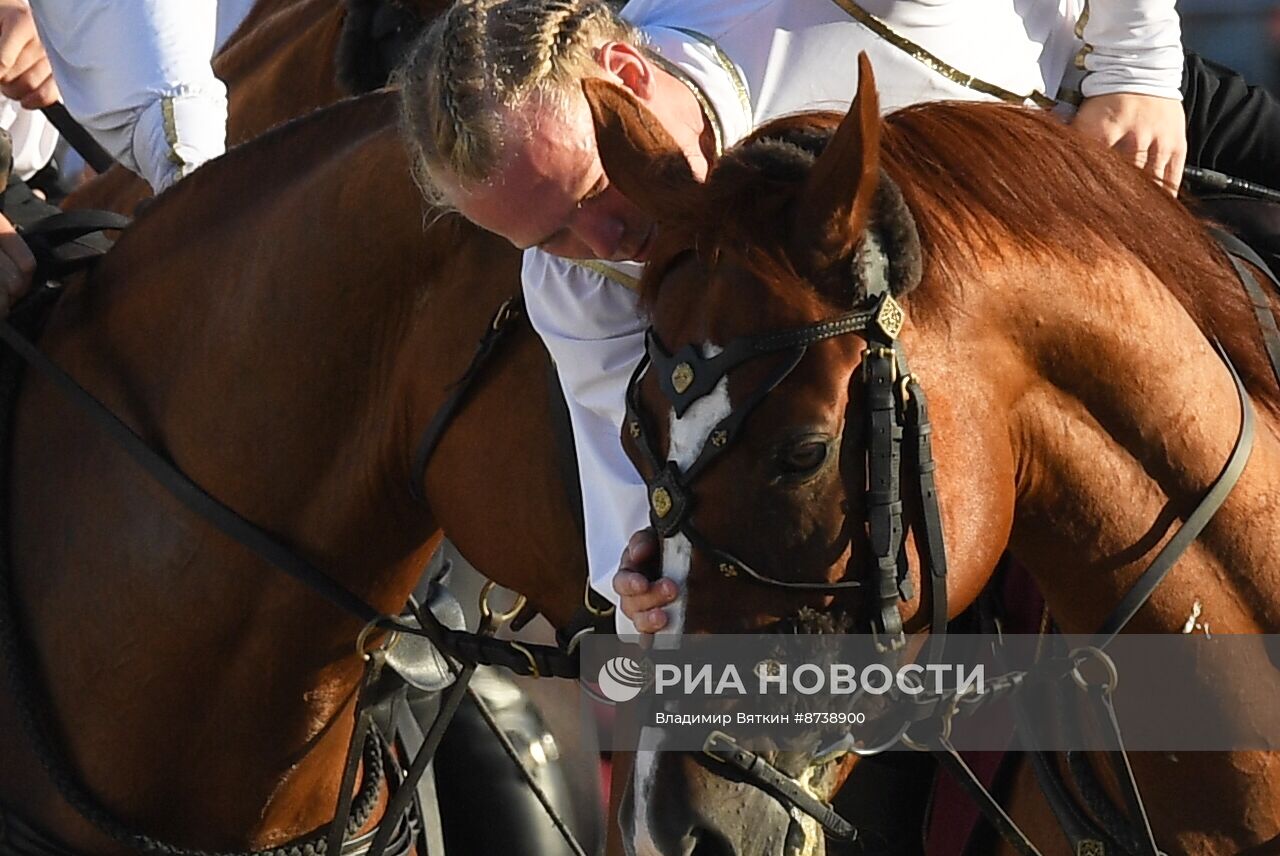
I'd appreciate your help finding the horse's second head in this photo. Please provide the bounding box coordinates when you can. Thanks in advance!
[586,57,1019,855]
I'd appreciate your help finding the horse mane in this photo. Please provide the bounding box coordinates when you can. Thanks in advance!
[645,102,1251,353]
[336,0,435,94]
[876,102,1234,322]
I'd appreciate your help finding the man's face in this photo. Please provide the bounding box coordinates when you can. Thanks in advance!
[438,94,658,262]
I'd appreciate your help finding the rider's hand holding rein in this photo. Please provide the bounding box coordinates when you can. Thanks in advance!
[614,528,679,634]
[1071,91,1187,194]
[0,0,58,109]
[0,212,35,317]
[1067,0,1187,194]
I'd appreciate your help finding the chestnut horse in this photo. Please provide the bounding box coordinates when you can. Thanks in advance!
[583,59,1280,856]
[0,89,589,850]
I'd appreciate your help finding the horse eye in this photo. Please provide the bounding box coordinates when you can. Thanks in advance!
[777,437,830,476]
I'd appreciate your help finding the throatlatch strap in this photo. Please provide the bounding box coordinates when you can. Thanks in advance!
[409,296,525,501]
[905,377,948,658]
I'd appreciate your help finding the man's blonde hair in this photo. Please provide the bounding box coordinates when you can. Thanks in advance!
[396,0,643,206]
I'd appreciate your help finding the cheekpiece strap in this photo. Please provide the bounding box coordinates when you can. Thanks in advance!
[860,344,907,652]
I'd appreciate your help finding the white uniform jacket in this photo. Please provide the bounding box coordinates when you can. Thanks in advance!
[29,0,230,192]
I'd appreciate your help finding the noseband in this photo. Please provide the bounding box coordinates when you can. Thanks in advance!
[624,259,949,654]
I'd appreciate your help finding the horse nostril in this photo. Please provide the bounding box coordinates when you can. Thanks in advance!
[688,826,735,856]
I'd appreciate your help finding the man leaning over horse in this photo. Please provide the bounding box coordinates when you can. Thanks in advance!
[395,0,1280,639]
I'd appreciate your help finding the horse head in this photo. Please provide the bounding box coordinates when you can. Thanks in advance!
[585,56,1022,856]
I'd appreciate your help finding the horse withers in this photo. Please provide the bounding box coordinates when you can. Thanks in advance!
[585,56,1280,856]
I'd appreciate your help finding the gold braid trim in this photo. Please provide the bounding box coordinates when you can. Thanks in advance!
[826,0,1059,109]
[571,259,641,291]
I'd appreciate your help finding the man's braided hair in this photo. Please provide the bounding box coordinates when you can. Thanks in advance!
[395,0,642,207]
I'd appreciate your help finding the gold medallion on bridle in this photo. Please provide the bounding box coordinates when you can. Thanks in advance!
[651,486,673,518]
[875,295,906,340]
[672,363,695,394]
[1076,842,1105,856]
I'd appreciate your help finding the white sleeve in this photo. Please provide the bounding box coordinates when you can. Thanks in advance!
[0,98,58,180]
[522,250,650,635]
[1078,0,1184,100]
[29,0,227,192]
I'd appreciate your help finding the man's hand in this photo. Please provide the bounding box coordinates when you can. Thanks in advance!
[1071,91,1187,194]
[613,528,679,633]
[0,212,34,316]
[0,0,58,109]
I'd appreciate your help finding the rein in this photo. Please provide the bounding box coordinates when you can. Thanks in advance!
[0,273,602,854]
[624,225,952,834]
[626,213,1271,849]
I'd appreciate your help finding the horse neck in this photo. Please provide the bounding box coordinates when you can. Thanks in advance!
[12,94,590,840]
[64,93,448,615]
[967,243,1280,637]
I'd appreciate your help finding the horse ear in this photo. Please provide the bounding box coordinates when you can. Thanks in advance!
[582,77,701,224]
[794,53,882,265]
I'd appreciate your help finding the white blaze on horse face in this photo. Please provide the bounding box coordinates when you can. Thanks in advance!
[633,344,732,856]
[658,343,731,639]
[631,727,668,856]
[793,768,825,856]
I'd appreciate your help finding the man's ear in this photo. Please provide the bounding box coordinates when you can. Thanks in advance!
[583,77,701,225]
[598,41,655,102]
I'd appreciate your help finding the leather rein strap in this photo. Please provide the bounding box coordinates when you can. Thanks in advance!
[0,278,582,854]
[0,290,579,674]
[916,231,1271,856]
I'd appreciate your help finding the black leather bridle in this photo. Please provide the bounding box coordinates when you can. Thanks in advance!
[620,231,954,842]
[621,218,1267,853]
[623,274,949,656]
